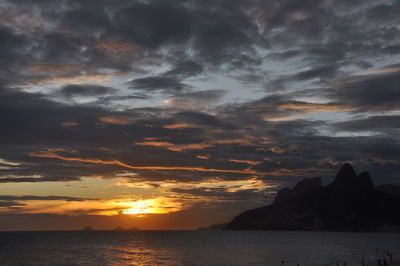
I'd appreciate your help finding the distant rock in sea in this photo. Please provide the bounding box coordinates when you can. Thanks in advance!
[113,226,124,231]
[225,163,400,231]
[83,226,94,231]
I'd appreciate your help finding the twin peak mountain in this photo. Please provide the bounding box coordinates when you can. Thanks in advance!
[225,163,400,231]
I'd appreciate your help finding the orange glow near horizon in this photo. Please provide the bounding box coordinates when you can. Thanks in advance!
[0,197,183,216]
[118,198,183,215]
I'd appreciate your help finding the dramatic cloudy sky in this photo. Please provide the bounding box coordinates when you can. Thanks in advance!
[1,0,400,230]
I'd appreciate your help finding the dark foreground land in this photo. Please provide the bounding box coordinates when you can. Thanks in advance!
[225,163,400,231]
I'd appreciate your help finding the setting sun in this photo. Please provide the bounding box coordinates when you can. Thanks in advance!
[118,198,183,215]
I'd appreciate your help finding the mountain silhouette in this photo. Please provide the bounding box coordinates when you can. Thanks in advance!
[377,184,400,198]
[225,163,400,231]
[273,177,322,204]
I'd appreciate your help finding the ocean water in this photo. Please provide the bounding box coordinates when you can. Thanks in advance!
[0,231,398,266]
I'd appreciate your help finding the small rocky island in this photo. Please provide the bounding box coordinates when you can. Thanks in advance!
[225,163,400,231]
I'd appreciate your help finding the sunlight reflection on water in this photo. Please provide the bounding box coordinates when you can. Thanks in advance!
[0,231,399,265]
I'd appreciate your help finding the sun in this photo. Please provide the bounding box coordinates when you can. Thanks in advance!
[118,198,182,215]
[121,199,156,215]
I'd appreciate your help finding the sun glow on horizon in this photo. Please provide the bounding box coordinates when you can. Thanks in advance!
[111,198,184,216]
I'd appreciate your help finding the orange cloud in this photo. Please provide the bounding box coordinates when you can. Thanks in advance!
[196,155,209,160]
[99,116,136,125]
[167,143,213,152]
[29,150,266,175]
[12,72,115,89]
[114,177,274,200]
[172,138,254,151]
[134,141,174,148]
[261,136,272,144]
[280,102,351,112]
[228,159,262,166]
[209,139,253,146]
[0,197,183,216]
[97,37,138,57]
[134,138,254,152]
[61,121,79,128]
[133,141,212,151]
[164,123,198,129]
[271,146,286,154]
[144,137,166,141]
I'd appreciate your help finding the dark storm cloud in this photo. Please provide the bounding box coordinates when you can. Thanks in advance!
[59,8,112,34]
[174,111,235,129]
[293,65,339,81]
[0,26,32,85]
[0,201,25,207]
[165,90,226,109]
[58,84,116,98]
[190,1,262,66]
[267,50,303,61]
[0,87,108,145]
[113,1,194,49]
[169,187,264,201]
[38,32,93,64]
[335,115,400,133]
[330,70,400,111]
[0,176,81,183]
[175,90,225,101]
[0,195,96,201]
[164,59,204,78]
[365,1,400,22]
[128,76,191,92]
[5,0,395,93]
[0,87,254,183]
[0,26,24,62]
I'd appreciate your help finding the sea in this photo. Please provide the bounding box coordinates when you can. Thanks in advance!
[0,230,398,266]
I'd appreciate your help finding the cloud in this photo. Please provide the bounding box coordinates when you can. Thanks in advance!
[335,115,400,134]
[163,90,225,110]
[0,195,96,202]
[163,123,199,129]
[2,0,400,229]
[98,116,136,125]
[29,149,267,175]
[59,7,112,34]
[61,121,79,128]
[330,70,400,111]
[0,158,21,166]
[113,1,194,49]
[128,76,191,93]
[58,84,116,98]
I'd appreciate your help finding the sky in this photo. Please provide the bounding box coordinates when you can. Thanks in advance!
[0,0,400,230]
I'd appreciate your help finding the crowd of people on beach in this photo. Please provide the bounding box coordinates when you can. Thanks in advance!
[279,250,394,266]
[336,250,394,266]
[375,251,394,266]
